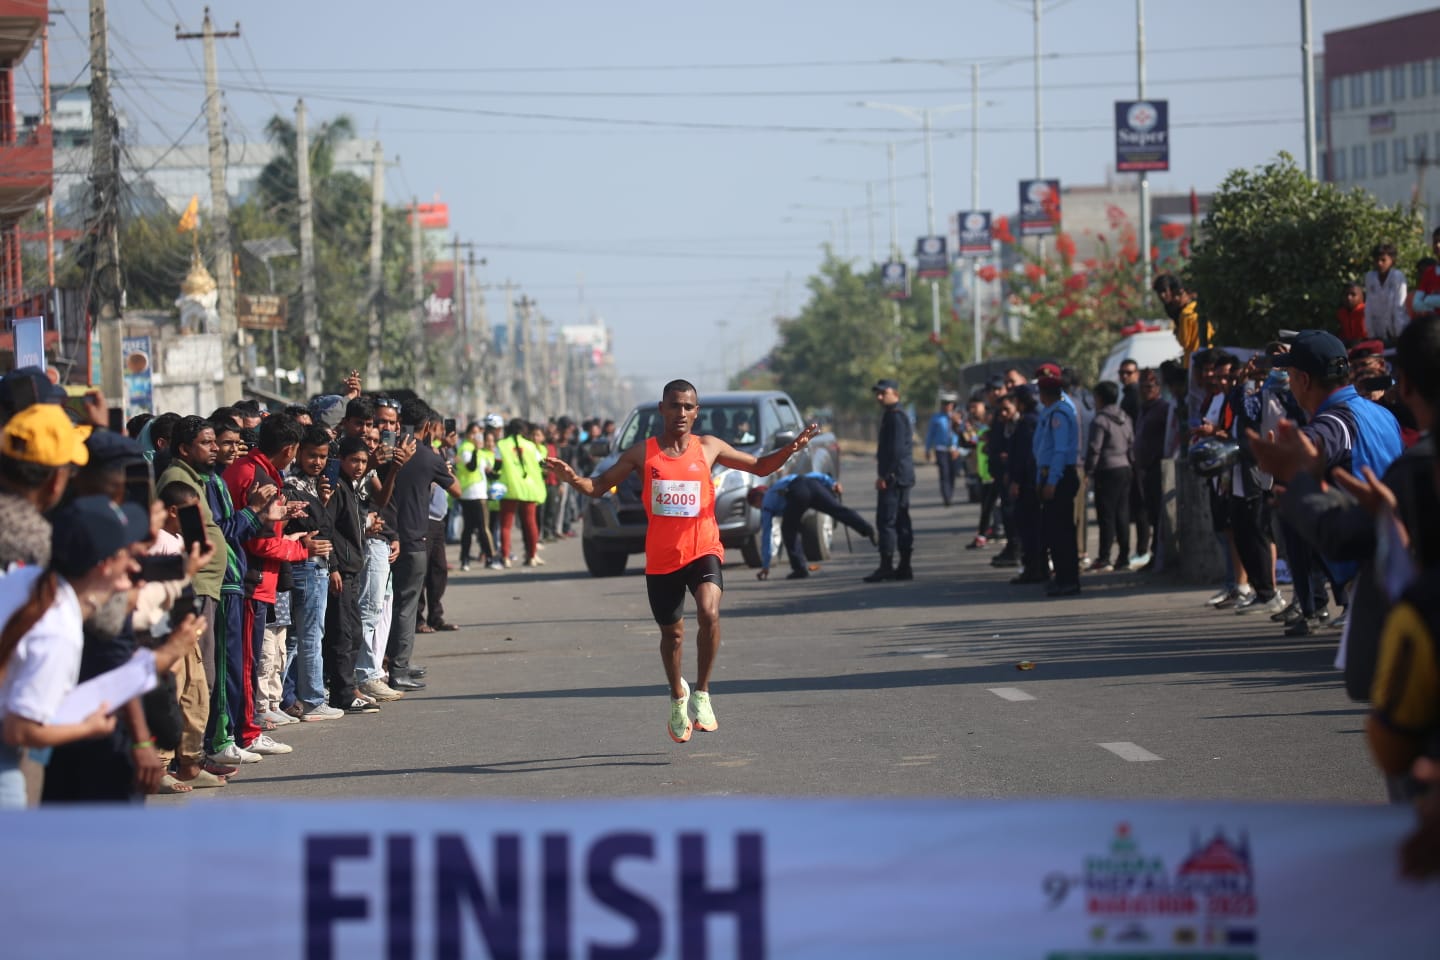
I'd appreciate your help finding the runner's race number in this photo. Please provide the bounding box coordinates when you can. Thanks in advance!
[651,479,702,518]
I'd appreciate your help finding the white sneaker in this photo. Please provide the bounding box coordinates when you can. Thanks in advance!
[247,734,293,755]
[208,743,261,765]
[523,556,545,567]
[1216,586,1253,610]
[359,678,404,701]
[1237,593,1287,615]
[1206,587,1236,607]
[263,708,298,726]
[302,703,345,722]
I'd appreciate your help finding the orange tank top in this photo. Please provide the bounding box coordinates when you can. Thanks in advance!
[642,435,723,574]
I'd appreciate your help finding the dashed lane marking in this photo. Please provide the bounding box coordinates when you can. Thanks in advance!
[1098,741,1163,762]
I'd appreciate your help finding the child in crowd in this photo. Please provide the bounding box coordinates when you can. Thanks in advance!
[1365,242,1409,343]
[1337,281,1367,344]
[324,436,374,715]
[1409,256,1440,319]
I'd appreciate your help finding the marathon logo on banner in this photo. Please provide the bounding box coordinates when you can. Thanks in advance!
[881,260,910,299]
[3,800,1435,959]
[1115,99,1170,173]
[957,211,993,257]
[1018,179,1062,237]
[915,235,949,279]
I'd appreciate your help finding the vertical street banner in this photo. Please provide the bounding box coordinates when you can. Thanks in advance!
[12,315,44,368]
[915,235,949,279]
[957,211,993,256]
[424,261,457,335]
[1019,179,1062,236]
[1115,99,1171,172]
[881,260,910,299]
[121,335,154,420]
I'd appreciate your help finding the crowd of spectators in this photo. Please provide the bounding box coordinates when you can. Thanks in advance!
[0,369,605,802]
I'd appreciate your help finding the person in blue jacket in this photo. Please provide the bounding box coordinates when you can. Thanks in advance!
[1034,374,1082,596]
[747,472,876,580]
[923,392,961,506]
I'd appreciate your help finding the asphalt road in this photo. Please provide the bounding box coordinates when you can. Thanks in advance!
[168,456,1382,805]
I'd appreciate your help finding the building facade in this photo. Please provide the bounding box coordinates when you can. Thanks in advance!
[1324,9,1440,219]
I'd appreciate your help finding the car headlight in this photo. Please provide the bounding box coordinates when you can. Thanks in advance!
[714,468,748,493]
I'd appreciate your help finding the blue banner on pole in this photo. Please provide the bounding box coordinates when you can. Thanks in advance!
[881,260,910,300]
[12,315,44,369]
[1115,99,1170,172]
[121,335,154,420]
[1019,180,1062,237]
[957,211,993,256]
[915,235,948,279]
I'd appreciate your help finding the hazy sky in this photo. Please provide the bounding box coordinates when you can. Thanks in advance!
[37,0,1439,397]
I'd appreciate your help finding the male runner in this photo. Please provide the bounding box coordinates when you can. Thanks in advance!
[544,379,819,743]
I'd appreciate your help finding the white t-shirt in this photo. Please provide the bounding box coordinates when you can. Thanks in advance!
[0,567,84,724]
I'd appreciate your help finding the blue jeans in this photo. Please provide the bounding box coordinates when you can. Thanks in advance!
[357,538,391,684]
[0,745,25,809]
[285,561,329,710]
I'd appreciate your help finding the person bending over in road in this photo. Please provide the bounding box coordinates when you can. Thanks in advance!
[544,379,819,744]
[747,472,876,580]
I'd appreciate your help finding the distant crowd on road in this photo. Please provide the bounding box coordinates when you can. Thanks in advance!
[0,366,612,805]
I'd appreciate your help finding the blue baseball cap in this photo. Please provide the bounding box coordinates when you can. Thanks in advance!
[50,495,150,579]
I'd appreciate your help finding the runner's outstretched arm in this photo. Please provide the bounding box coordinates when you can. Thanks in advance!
[543,445,641,498]
[710,423,821,476]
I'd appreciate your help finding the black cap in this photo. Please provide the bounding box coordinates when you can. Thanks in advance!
[0,366,66,415]
[1273,329,1348,379]
[50,495,149,579]
[872,378,900,392]
[85,429,145,467]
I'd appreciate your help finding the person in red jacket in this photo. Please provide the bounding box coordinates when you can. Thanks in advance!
[221,414,326,750]
[1338,281,1367,345]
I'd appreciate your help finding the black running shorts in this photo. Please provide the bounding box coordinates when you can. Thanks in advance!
[645,554,724,625]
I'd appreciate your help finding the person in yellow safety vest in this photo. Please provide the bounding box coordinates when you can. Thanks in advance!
[455,421,495,571]
[494,418,548,567]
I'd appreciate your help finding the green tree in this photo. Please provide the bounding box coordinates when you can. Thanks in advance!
[766,252,961,426]
[1188,152,1425,346]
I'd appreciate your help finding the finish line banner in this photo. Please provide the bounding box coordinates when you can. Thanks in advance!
[3,799,1434,958]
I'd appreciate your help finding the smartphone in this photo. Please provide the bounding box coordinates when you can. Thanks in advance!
[444,418,456,436]
[7,376,37,411]
[400,425,416,442]
[178,503,206,553]
[137,554,186,582]
[379,428,397,448]
[123,461,153,507]
[107,406,124,433]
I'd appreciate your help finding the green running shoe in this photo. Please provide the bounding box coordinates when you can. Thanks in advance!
[668,678,692,743]
[691,689,718,733]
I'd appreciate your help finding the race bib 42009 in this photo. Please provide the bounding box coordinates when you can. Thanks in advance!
[651,479,701,518]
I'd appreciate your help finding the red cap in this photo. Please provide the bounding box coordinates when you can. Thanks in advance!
[1347,339,1385,360]
[1034,362,1062,380]
[1037,375,1064,391]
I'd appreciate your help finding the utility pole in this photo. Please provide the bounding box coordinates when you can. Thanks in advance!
[176,7,241,401]
[466,249,488,417]
[504,280,518,413]
[410,197,425,391]
[972,61,984,365]
[1300,0,1318,179]
[88,0,123,397]
[364,139,385,388]
[1033,0,1047,262]
[1137,0,1153,293]
[295,100,321,393]
[516,295,536,420]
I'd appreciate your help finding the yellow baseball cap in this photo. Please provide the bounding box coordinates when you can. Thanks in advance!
[1,404,92,467]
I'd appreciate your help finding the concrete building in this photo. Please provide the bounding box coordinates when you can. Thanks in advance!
[1323,8,1440,218]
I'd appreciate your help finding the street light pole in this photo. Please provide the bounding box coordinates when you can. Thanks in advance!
[1301,0,1318,179]
[1137,0,1153,294]
[972,62,984,365]
[888,142,899,258]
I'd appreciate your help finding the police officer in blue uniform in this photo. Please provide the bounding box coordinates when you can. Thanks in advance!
[866,378,915,582]
[1034,374,1081,596]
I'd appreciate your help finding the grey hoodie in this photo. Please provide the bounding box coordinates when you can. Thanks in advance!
[1085,405,1134,473]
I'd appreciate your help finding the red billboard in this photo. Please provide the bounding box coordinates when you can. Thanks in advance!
[424,261,456,335]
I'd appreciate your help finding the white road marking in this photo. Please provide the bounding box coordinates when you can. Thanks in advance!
[987,687,1036,702]
[1098,741,1163,762]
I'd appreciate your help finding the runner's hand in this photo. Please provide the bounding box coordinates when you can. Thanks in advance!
[792,423,821,451]
[543,457,577,483]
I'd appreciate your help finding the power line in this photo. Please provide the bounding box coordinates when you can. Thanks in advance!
[120,42,1295,76]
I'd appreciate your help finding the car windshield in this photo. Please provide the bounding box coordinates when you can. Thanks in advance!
[616,403,762,450]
